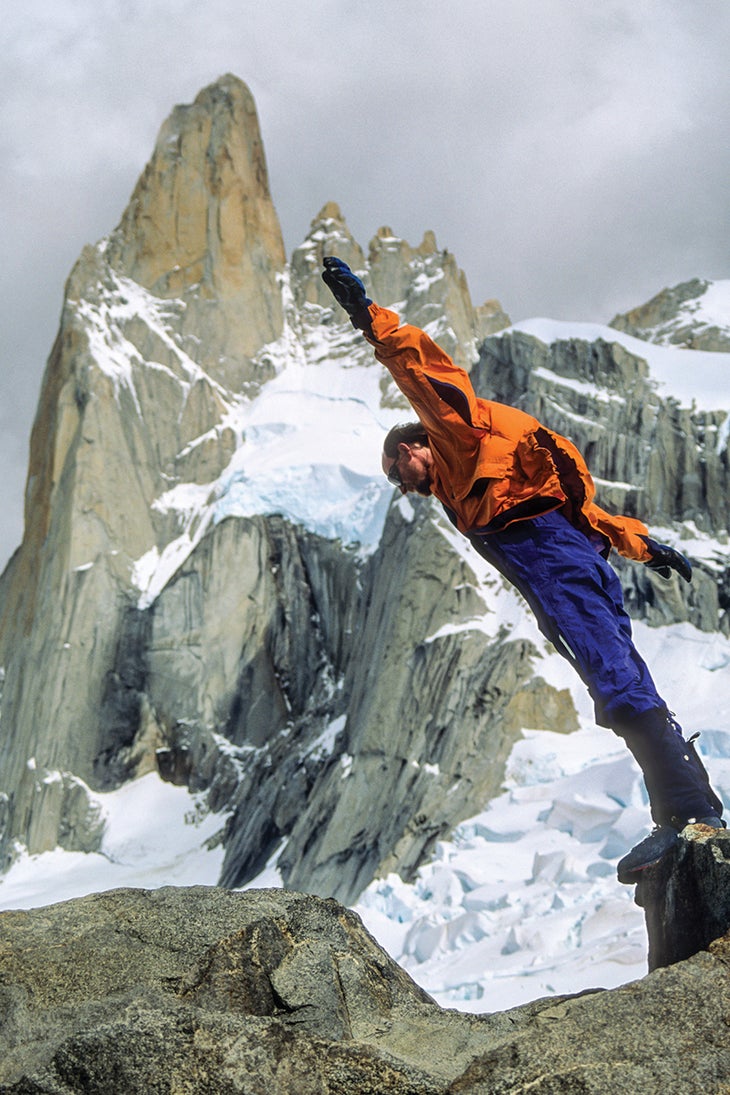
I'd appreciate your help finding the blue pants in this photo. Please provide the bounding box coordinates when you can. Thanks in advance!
[470,510,723,825]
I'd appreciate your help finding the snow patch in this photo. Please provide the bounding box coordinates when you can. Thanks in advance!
[0,773,227,911]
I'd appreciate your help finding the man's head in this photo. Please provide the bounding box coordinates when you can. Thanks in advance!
[381,421,434,496]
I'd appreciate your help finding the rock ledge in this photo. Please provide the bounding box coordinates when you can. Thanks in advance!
[1,885,729,1093]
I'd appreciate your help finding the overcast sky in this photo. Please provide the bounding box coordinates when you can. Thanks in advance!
[2,0,729,571]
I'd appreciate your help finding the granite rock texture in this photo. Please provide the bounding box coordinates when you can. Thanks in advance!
[0,885,728,1094]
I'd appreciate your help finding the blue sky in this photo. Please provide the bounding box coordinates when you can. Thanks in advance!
[1,0,729,569]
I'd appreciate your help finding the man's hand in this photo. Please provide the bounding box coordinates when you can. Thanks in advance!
[322,257,373,331]
[641,537,692,582]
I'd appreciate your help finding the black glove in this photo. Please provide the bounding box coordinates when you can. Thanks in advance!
[641,536,692,582]
[322,257,373,331]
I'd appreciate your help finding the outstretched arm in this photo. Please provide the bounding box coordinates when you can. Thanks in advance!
[320,259,693,584]
[321,257,485,449]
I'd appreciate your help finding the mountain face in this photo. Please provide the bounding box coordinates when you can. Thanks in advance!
[0,75,728,906]
[0,75,287,864]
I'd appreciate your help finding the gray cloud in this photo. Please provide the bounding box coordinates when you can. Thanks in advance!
[2,0,728,569]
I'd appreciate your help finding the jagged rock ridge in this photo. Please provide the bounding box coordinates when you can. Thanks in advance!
[610,277,730,351]
[0,74,727,912]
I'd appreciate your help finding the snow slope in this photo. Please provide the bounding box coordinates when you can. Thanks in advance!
[130,290,406,608]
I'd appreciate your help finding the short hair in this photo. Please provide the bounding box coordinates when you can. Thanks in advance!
[382,421,429,458]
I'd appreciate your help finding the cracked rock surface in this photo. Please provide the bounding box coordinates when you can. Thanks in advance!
[1,886,729,1093]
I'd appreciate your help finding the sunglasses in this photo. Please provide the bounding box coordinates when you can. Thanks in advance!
[386,454,403,487]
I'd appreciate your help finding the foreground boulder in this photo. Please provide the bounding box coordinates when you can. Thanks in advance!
[1,886,729,1093]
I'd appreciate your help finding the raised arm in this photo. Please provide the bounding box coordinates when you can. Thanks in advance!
[321,256,485,451]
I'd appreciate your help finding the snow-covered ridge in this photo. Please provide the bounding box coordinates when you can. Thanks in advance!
[671,279,730,337]
[614,278,730,349]
[503,317,730,412]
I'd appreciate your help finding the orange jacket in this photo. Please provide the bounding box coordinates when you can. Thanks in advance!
[367,305,652,563]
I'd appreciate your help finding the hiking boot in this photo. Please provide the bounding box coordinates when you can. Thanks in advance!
[617,825,679,884]
[617,815,725,884]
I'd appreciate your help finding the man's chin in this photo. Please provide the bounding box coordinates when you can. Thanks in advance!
[415,482,432,497]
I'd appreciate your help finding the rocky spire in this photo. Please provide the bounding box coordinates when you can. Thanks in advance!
[105,73,286,374]
[0,76,289,857]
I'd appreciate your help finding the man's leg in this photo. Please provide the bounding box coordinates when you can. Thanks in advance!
[613,708,723,827]
[470,511,723,829]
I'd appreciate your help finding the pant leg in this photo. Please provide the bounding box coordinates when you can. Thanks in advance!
[470,511,663,726]
[613,708,724,826]
[470,511,723,824]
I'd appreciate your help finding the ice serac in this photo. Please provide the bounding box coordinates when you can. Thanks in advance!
[1,886,729,1092]
[0,74,286,857]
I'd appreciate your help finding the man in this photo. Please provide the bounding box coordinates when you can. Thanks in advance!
[321,256,724,883]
